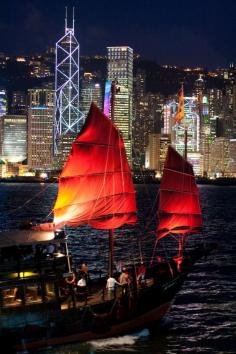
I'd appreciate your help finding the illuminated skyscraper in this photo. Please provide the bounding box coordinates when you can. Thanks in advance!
[133,89,164,168]
[107,46,133,164]
[54,8,84,167]
[11,91,27,115]
[163,98,177,137]
[194,74,205,97]
[28,88,54,170]
[174,96,201,175]
[145,133,171,176]
[209,137,236,177]
[0,115,27,163]
[0,90,7,117]
[80,73,103,116]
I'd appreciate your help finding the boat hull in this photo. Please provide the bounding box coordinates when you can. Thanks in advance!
[14,300,172,352]
[2,243,216,353]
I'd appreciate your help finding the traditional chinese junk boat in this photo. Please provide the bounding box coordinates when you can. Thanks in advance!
[0,103,215,352]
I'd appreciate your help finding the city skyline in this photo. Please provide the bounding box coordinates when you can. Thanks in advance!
[0,0,235,68]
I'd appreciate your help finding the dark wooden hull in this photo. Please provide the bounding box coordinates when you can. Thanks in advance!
[12,273,185,352]
[3,243,216,353]
[14,301,173,352]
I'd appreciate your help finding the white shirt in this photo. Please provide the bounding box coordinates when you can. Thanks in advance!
[77,278,86,287]
[106,277,119,290]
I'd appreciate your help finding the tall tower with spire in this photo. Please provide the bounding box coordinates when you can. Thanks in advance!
[54,7,84,168]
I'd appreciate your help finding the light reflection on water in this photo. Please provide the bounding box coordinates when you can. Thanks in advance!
[0,183,236,353]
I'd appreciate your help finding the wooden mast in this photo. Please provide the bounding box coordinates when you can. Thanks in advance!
[108,80,117,277]
[181,84,187,268]
[184,125,188,160]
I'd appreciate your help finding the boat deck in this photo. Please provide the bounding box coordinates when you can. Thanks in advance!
[61,279,154,310]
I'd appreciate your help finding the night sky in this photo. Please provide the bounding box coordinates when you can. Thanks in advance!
[0,0,235,68]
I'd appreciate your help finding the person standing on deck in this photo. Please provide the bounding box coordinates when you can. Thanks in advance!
[106,276,121,300]
[81,261,88,275]
[119,268,131,294]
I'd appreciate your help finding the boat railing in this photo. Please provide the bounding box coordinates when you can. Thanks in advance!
[0,252,68,277]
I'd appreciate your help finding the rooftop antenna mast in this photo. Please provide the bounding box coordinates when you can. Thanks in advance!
[65,6,68,33]
[65,6,75,34]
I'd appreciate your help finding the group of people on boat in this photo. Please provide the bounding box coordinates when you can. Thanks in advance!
[61,259,149,308]
[61,252,186,310]
[106,267,131,299]
[105,261,150,299]
[61,261,90,307]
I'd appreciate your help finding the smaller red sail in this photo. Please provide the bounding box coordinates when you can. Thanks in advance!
[38,103,137,231]
[157,146,202,239]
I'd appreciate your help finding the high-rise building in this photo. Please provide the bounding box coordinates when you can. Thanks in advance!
[209,137,236,177]
[133,70,146,167]
[54,9,84,168]
[194,74,205,97]
[28,88,54,171]
[200,95,211,176]
[107,46,133,164]
[0,115,27,163]
[145,133,171,176]
[163,98,177,137]
[134,69,146,98]
[0,90,7,117]
[133,89,165,168]
[11,91,27,115]
[174,96,201,175]
[0,158,6,178]
[80,73,103,116]
[174,96,200,153]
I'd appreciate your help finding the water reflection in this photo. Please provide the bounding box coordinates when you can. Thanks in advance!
[0,184,236,353]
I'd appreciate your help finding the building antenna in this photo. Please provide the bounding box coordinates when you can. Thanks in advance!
[72,6,75,32]
[65,6,68,32]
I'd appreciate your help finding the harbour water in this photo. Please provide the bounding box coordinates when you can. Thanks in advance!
[0,183,235,353]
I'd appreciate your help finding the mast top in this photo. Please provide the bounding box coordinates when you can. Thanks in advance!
[65,6,75,35]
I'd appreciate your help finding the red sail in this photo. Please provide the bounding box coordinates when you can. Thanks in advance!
[52,103,137,230]
[157,146,202,239]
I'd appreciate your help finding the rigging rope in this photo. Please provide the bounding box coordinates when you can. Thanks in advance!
[3,181,57,217]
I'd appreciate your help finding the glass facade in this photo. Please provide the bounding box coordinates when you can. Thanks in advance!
[80,73,103,116]
[107,47,133,165]
[175,97,200,154]
[54,23,85,167]
[0,90,7,117]
[28,89,54,170]
[2,115,27,163]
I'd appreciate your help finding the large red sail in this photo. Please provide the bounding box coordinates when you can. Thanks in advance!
[48,103,137,230]
[157,146,202,239]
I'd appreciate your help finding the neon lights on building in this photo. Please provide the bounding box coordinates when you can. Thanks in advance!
[107,46,133,165]
[175,96,200,154]
[54,8,84,159]
[28,89,54,170]
[0,90,7,117]
[1,115,27,163]
[103,80,112,117]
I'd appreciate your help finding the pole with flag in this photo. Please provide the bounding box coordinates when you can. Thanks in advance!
[175,84,184,123]
[175,84,187,159]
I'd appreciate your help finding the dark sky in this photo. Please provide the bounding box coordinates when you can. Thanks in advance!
[0,0,235,68]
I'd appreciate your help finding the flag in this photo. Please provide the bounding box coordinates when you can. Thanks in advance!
[175,85,184,123]
[197,93,202,116]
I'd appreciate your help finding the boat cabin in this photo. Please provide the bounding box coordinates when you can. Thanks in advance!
[0,229,68,327]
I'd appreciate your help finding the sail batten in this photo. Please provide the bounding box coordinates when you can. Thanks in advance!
[157,146,202,239]
[60,171,132,179]
[50,103,137,230]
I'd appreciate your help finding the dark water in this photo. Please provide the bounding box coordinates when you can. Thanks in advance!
[0,183,236,354]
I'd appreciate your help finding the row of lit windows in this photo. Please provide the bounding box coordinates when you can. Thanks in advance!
[1,283,55,308]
